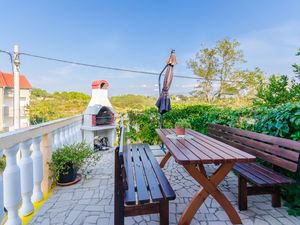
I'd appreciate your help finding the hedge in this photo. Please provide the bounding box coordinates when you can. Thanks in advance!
[126,102,300,215]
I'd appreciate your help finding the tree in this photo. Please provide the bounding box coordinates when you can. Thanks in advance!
[187,48,218,101]
[256,75,300,107]
[188,38,265,101]
[215,38,244,98]
[292,48,300,79]
[31,88,50,100]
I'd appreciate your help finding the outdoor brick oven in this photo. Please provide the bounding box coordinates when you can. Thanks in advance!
[81,80,117,149]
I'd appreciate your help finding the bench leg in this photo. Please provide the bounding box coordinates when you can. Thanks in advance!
[114,190,124,225]
[272,187,281,208]
[159,200,169,225]
[238,175,248,211]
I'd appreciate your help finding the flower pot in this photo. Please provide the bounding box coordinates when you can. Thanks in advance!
[58,165,77,184]
[176,127,185,136]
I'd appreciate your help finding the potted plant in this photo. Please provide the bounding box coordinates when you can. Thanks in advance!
[175,119,191,136]
[48,142,99,185]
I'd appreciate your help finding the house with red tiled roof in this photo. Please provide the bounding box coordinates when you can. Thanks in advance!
[0,71,32,131]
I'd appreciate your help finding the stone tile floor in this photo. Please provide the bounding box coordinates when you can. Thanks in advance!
[29,147,300,225]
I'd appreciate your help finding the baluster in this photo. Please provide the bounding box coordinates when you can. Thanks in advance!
[69,124,74,144]
[3,144,21,225]
[77,121,82,143]
[31,136,43,202]
[64,126,70,145]
[59,127,65,147]
[0,149,3,223]
[53,129,60,151]
[65,125,70,145]
[19,139,34,216]
[72,123,77,144]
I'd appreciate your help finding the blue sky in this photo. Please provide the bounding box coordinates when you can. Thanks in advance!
[0,0,300,96]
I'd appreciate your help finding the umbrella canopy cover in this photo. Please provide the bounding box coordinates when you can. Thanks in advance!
[156,51,177,114]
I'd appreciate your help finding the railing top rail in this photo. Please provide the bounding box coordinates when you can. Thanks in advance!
[0,114,82,149]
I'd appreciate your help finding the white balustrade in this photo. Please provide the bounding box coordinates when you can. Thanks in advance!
[3,144,21,225]
[0,115,82,224]
[77,121,82,143]
[64,126,70,145]
[32,136,43,202]
[68,124,75,144]
[59,127,65,147]
[0,149,3,223]
[71,123,77,144]
[53,129,60,150]
[19,139,34,216]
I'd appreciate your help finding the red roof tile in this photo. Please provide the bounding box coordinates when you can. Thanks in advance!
[0,72,32,89]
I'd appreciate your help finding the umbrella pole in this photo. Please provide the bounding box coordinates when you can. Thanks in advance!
[158,64,168,153]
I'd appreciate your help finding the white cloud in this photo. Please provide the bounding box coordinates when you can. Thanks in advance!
[239,20,300,78]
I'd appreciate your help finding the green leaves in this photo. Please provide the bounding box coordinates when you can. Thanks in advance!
[48,142,100,182]
[255,75,300,107]
[187,38,266,101]
[127,102,300,215]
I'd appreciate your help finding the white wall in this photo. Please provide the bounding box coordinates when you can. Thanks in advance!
[1,87,31,131]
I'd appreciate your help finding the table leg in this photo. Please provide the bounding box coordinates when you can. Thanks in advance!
[159,151,171,168]
[179,163,242,225]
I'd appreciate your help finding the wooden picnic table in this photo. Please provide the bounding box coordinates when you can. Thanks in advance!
[156,128,256,225]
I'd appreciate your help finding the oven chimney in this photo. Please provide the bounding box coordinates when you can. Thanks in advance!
[88,80,112,108]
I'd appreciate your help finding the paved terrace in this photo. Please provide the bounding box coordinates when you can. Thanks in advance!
[29,147,300,225]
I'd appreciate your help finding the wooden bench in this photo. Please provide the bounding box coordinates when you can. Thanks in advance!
[208,123,300,211]
[114,126,176,225]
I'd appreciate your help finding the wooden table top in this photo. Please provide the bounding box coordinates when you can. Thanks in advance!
[156,128,256,165]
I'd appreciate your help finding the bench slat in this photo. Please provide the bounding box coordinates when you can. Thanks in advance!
[136,144,164,202]
[208,127,299,162]
[208,131,298,172]
[124,144,138,205]
[131,144,150,204]
[210,123,300,151]
[233,164,267,185]
[143,144,176,200]
[246,163,295,184]
[233,163,296,186]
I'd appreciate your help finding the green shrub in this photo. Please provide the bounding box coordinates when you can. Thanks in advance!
[127,102,300,215]
[48,142,100,182]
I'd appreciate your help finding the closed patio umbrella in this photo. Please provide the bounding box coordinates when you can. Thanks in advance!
[156,50,177,127]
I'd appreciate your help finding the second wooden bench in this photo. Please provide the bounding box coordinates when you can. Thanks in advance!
[114,126,176,225]
[208,123,300,210]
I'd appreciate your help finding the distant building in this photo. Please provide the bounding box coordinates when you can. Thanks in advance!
[0,71,32,131]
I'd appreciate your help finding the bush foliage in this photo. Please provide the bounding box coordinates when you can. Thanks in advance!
[127,102,300,215]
